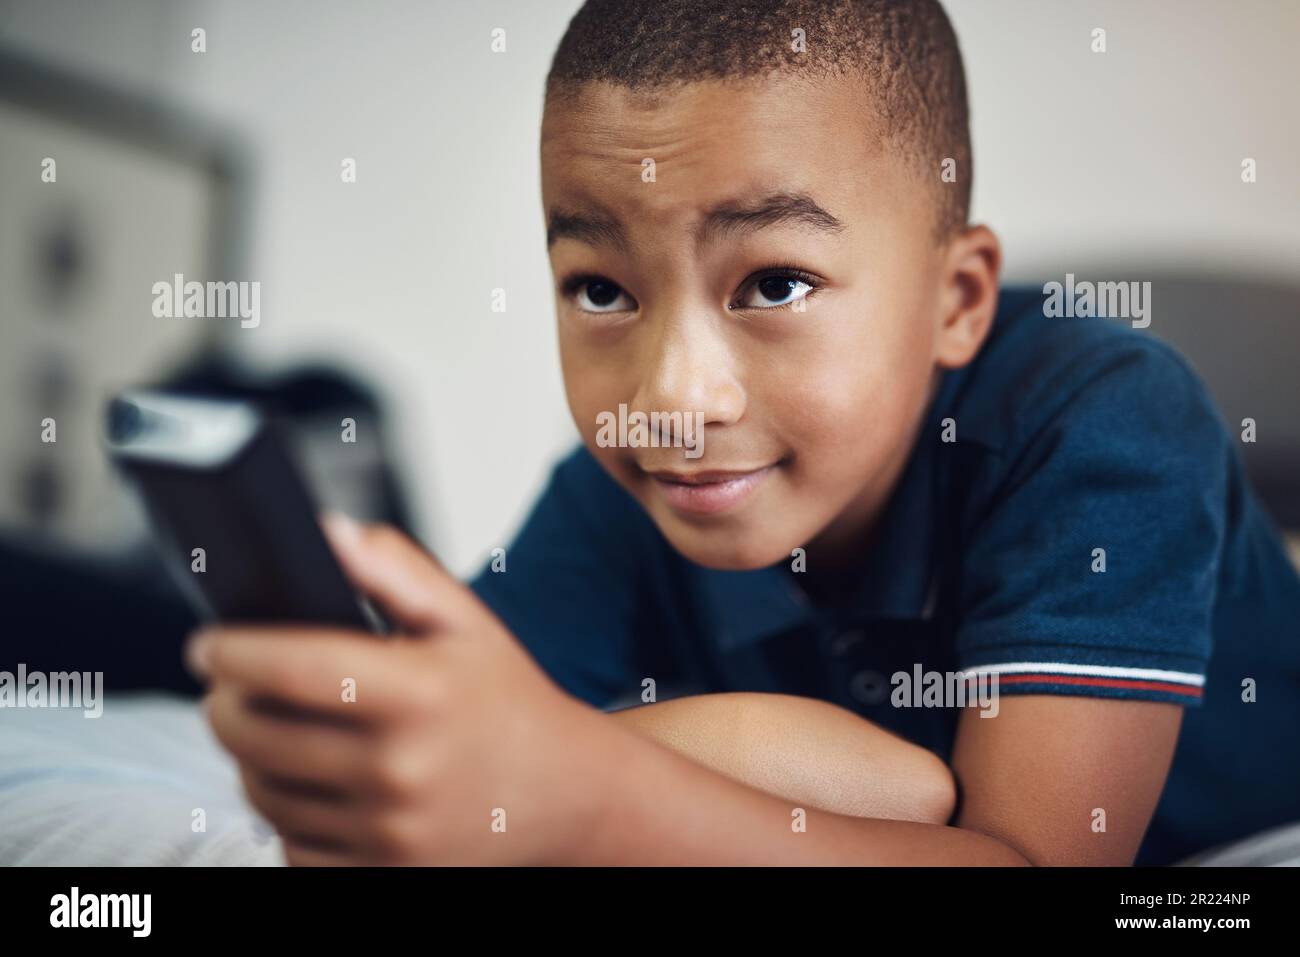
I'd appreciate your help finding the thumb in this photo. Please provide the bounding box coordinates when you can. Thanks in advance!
[320,511,468,634]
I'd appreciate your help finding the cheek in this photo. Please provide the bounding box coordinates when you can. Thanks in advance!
[559,332,628,457]
[771,308,935,477]
[560,345,600,441]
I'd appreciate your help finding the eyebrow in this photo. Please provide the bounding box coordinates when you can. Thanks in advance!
[545,206,629,253]
[546,191,844,251]
[697,191,845,244]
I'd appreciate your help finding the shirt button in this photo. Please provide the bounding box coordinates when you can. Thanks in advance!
[830,629,865,657]
[850,669,889,706]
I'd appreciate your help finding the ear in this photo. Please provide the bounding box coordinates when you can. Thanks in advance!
[934,224,1002,369]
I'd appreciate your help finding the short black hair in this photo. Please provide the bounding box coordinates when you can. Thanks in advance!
[545,0,971,239]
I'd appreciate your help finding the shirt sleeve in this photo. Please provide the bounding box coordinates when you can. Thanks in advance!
[467,447,652,709]
[953,339,1231,707]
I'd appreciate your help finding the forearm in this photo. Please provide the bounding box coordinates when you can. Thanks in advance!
[607,692,954,823]
[572,713,1030,865]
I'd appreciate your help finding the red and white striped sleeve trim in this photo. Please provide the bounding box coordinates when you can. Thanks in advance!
[957,661,1205,699]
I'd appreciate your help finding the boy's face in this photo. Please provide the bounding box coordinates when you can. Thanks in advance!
[541,73,967,571]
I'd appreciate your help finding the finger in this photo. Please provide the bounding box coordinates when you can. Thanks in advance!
[205,685,374,789]
[239,766,371,852]
[281,835,355,867]
[320,513,476,634]
[193,627,426,722]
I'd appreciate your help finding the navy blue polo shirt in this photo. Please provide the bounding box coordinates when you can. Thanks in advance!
[470,287,1300,865]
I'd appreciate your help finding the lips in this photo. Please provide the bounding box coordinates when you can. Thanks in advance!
[644,465,774,516]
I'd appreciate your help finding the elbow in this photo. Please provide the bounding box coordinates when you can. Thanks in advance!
[908,750,958,825]
[859,740,958,824]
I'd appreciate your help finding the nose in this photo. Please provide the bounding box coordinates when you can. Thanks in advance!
[629,309,746,435]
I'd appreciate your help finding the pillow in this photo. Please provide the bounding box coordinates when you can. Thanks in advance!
[0,692,282,866]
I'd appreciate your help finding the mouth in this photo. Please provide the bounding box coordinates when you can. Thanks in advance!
[642,464,777,516]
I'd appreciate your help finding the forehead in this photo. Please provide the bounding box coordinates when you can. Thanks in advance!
[540,73,891,245]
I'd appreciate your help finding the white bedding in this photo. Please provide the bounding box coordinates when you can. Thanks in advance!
[0,693,283,866]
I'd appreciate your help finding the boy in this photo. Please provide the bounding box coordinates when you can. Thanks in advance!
[187,0,1300,865]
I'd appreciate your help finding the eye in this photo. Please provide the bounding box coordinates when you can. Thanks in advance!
[733,267,819,310]
[562,274,637,313]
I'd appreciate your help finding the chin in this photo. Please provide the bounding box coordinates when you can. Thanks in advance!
[655,515,794,571]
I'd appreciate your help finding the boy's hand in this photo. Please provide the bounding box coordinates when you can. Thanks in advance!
[185,514,607,865]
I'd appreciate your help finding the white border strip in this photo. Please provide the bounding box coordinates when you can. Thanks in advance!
[958,661,1205,687]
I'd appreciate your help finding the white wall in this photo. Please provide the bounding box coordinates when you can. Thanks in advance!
[3,0,1296,574]
[949,0,1300,280]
